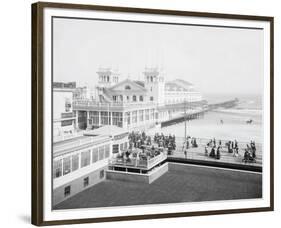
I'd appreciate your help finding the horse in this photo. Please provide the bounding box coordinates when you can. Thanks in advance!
[246,119,253,124]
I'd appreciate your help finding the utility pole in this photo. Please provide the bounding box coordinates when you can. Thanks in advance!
[184,98,187,143]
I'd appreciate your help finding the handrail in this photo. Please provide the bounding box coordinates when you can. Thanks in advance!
[109,152,166,169]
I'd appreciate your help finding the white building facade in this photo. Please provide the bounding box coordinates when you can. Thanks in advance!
[72,67,205,131]
[53,82,77,140]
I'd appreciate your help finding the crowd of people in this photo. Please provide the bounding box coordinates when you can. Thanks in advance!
[153,133,176,154]
[127,131,258,163]
[226,140,239,156]
[127,131,176,158]
[243,141,257,163]
[204,138,223,159]
[128,131,152,149]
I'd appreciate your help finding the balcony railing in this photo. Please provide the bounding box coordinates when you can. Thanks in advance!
[109,152,167,169]
[73,100,158,110]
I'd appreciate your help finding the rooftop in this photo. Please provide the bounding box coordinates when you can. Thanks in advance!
[53,134,111,158]
[84,125,129,137]
[53,162,262,210]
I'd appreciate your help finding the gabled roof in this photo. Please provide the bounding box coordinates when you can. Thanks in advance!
[108,78,147,92]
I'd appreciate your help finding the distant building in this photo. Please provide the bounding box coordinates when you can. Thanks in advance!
[73,67,205,131]
[53,82,77,139]
[73,86,96,100]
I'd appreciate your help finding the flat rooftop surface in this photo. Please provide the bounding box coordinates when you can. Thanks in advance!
[54,163,262,210]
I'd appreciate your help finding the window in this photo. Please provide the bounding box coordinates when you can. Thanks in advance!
[81,150,91,168]
[150,109,155,120]
[113,96,117,102]
[112,144,119,154]
[125,85,131,90]
[139,96,143,101]
[65,98,71,112]
[100,170,105,179]
[145,109,149,121]
[112,112,123,127]
[72,154,79,172]
[92,148,98,163]
[132,111,137,123]
[53,159,62,178]
[83,177,89,187]
[89,111,99,126]
[132,95,137,102]
[101,111,111,125]
[105,144,110,158]
[61,120,73,127]
[139,110,144,122]
[150,96,154,101]
[124,142,128,150]
[64,186,71,197]
[126,96,130,102]
[98,146,105,160]
[125,112,130,125]
[63,156,71,175]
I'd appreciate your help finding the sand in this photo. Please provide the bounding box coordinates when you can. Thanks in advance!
[149,110,263,143]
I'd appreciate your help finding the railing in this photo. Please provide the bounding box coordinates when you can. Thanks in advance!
[53,131,84,143]
[53,134,95,152]
[73,100,207,111]
[109,152,167,169]
[73,100,157,110]
[147,153,167,168]
[147,136,262,167]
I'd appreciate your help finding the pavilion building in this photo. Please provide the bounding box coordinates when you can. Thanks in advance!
[72,67,205,131]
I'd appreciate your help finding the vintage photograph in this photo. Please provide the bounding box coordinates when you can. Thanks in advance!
[51,16,264,210]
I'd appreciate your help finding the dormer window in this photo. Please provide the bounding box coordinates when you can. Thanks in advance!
[125,85,131,90]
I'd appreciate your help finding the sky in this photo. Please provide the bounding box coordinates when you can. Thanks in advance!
[53,17,264,95]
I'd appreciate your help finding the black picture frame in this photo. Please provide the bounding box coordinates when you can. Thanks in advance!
[32,1,274,226]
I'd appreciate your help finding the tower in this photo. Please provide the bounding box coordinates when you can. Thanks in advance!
[143,67,165,104]
[97,68,119,88]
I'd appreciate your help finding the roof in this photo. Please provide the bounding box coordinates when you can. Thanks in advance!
[84,125,129,137]
[165,79,195,92]
[107,78,147,93]
[53,135,111,157]
[174,79,193,86]
[134,80,145,88]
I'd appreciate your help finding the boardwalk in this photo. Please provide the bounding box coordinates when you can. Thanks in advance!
[170,137,262,167]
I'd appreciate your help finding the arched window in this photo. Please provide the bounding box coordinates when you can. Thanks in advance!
[150,96,154,101]
[125,85,131,90]
[139,96,143,102]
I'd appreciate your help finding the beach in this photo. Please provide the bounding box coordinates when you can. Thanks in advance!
[149,110,263,144]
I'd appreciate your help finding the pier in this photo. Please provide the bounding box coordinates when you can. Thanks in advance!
[208,98,239,110]
[161,98,239,127]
